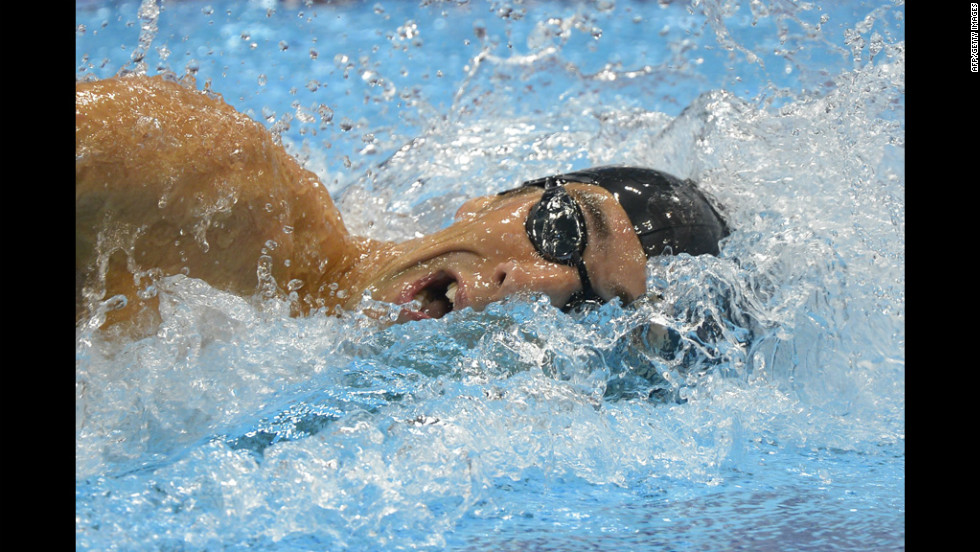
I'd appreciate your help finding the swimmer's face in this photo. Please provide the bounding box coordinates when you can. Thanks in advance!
[360,183,647,322]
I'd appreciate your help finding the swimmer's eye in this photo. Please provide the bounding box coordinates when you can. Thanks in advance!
[522,178,604,311]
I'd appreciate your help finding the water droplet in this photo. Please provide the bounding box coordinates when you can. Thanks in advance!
[397,20,419,40]
[256,255,277,298]
[318,104,334,125]
[137,284,158,300]
[102,294,128,312]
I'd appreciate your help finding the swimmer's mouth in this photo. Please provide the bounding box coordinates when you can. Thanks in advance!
[401,272,459,320]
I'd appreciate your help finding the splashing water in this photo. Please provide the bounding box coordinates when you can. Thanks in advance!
[76,1,904,550]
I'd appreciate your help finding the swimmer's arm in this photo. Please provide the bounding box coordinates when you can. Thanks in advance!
[76,76,361,324]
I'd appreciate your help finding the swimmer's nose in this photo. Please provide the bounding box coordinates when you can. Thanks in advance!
[491,259,578,308]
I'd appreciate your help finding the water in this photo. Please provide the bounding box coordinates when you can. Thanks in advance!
[76,1,905,550]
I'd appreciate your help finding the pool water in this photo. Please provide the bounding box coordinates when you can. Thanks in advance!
[75,1,905,550]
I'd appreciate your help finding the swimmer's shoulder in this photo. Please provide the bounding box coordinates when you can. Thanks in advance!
[76,75,270,171]
[76,75,364,326]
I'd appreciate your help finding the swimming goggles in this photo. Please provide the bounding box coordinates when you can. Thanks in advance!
[505,176,604,311]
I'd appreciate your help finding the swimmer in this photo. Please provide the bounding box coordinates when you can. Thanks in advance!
[76,75,728,331]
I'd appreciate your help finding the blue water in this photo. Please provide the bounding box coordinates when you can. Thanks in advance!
[76,1,905,550]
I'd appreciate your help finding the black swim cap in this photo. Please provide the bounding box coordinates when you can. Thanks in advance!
[523,166,730,258]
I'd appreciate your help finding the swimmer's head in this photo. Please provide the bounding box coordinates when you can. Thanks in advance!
[518,166,730,259]
[357,166,729,321]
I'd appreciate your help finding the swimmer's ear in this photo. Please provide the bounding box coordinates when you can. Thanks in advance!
[454,196,496,221]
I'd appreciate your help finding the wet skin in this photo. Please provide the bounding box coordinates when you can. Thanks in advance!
[75,75,646,330]
[364,184,647,322]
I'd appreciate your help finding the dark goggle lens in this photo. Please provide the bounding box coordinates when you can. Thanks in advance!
[525,186,587,264]
[524,185,604,312]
